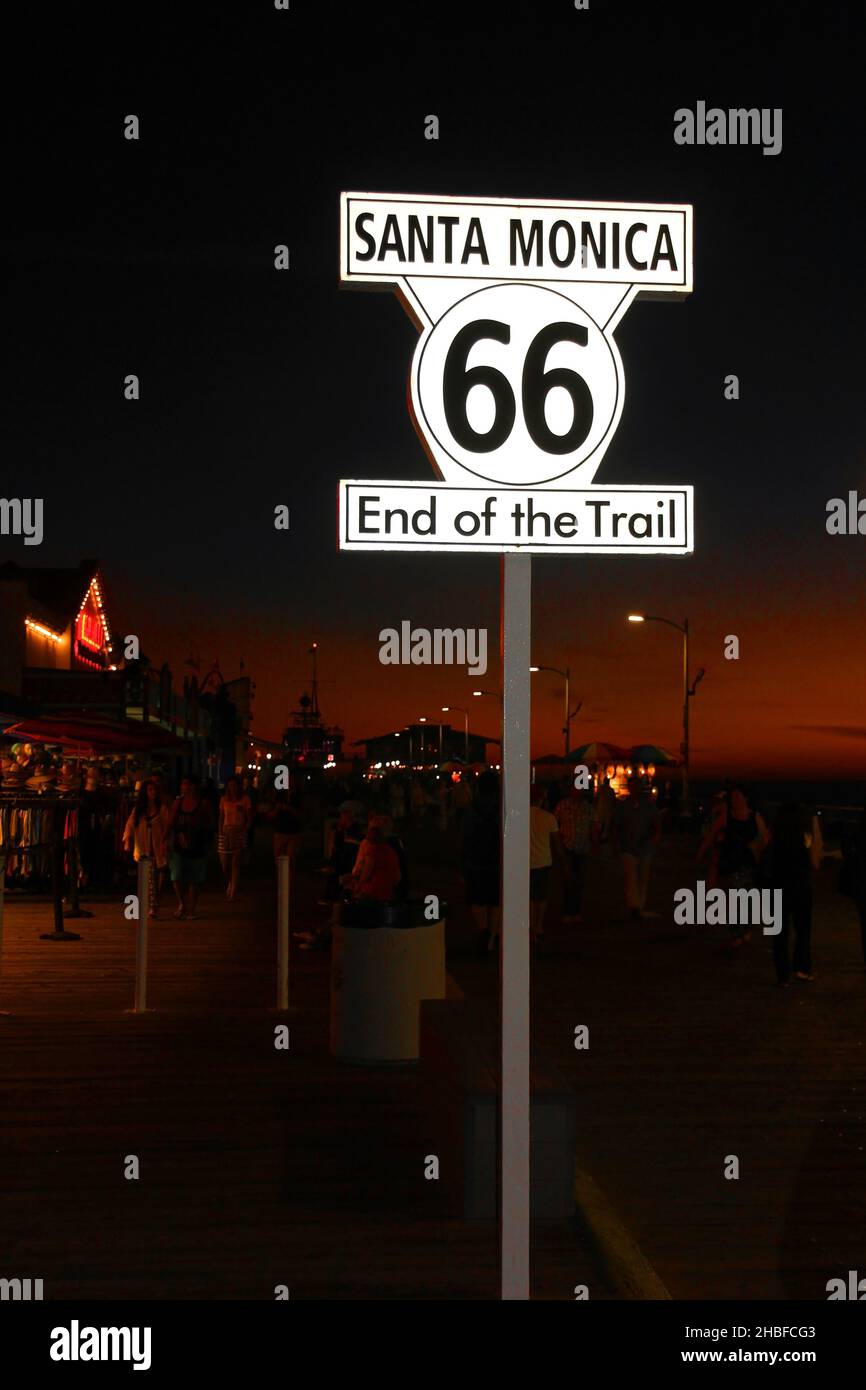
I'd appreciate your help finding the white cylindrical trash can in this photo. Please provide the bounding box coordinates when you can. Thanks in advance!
[330,915,445,1064]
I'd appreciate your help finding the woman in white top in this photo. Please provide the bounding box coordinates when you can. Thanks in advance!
[218,777,252,901]
[529,783,564,949]
[122,779,171,918]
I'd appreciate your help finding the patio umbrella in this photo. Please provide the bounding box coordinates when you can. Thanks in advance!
[3,716,189,754]
[567,742,628,764]
[629,744,679,766]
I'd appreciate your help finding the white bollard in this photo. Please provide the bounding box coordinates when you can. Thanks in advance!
[277,854,290,1010]
[0,853,9,1014]
[134,855,151,1013]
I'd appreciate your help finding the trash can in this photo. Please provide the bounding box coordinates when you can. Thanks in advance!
[329,899,447,1064]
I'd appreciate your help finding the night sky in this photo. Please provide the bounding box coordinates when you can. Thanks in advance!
[3,1,864,776]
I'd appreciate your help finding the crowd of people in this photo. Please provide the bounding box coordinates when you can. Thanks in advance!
[121,771,301,920]
[457,768,866,984]
[119,764,866,988]
[459,770,661,955]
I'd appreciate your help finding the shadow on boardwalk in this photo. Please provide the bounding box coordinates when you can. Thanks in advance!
[0,842,606,1300]
[424,824,866,1301]
[3,825,863,1300]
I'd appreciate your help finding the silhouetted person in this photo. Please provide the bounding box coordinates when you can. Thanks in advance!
[715,785,769,947]
[764,802,817,986]
[612,776,661,920]
[555,782,594,922]
[461,770,500,952]
[166,774,214,920]
[841,800,866,970]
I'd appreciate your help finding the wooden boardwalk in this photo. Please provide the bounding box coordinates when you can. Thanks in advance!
[5,824,862,1301]
[440,833,866,1302]
[0,855,606,1301]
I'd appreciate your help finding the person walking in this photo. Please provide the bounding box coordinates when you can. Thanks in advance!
[267,786,303,870]
[554,782,594,923]
[612,776,661,920]
[846,804,866,969]
[529,782,564,951]
[122,778,170,918]
[240,774,258,865]
[696,790,728,889]
[166,774,214,920]
[349,816,402,902]
[764,801,821,985]
[595,776,617,845]
[715,785,769,947]
[297,806,364,952]
[460,770,501,953]
[218,777,252,901]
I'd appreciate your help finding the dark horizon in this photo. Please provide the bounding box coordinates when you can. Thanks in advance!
[2,1,864,777]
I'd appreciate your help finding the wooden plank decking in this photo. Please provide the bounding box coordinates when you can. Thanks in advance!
[0,859,605,1300]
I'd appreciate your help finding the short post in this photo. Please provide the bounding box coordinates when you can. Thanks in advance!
[40,802,81,941]
[0,853,9,1014]
[277,854,290,1010]
[133,855,151,1013]
[63,822,93,919]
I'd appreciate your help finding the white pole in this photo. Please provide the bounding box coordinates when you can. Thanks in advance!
[500,553,531,1300]
[134,855,150,1013]
[277,854,290,1010]
[0,853,9,1015]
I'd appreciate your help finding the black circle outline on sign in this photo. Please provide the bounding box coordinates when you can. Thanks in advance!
[415,282,622,488]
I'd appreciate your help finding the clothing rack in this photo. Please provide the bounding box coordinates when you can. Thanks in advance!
[0,793,85,939]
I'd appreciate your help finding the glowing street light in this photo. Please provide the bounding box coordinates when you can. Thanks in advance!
[626,612,704,804]
[530,664,581,757]
[442,705,470,763]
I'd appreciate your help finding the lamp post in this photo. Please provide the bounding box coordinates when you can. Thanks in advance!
[529,665,580,757]
[627,614,698,805]
[442,706,470,763]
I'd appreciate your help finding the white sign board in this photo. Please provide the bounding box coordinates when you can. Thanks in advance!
[341,193,692,293]
[339,482,692,554]
[337,190,695,1304]
[338,191,693,549]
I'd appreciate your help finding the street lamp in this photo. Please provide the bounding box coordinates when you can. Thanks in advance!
[626,613,701,805]
[530,665,581,757]
[416,715,432,765]
[442,705,470,763]
[417,715,447,765]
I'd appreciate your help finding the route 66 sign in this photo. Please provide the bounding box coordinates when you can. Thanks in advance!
[338,192,694,553]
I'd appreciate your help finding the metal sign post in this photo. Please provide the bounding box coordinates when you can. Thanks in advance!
[336,190,694,1300]
[500,553,531,1298]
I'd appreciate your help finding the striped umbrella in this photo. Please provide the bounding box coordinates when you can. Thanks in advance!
[629,744,679,766]
[567,742,629,764]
